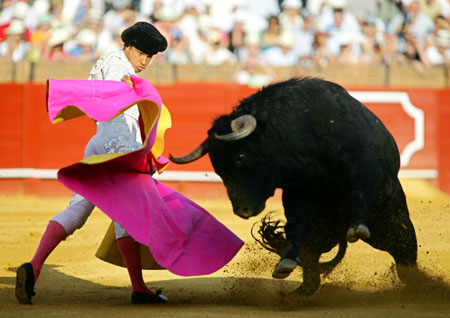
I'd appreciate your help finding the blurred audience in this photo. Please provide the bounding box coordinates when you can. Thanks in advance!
[0,0,447,80]
[69,28,99,62]
[0,19,29,62]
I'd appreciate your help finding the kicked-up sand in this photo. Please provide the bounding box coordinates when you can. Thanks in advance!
[1,179,450,317]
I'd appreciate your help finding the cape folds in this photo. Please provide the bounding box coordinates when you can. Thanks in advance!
[46,75,243,276]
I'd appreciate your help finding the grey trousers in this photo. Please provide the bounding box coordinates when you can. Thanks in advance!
[51,133,129,239]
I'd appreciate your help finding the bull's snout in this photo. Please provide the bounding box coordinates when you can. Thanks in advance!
[233,202,266,219]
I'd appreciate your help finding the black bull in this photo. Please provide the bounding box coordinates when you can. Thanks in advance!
[170,77,418,296]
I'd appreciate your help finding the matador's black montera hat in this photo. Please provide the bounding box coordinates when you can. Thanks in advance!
[121,22,168,56]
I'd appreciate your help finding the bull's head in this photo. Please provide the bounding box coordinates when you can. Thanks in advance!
[170,114,275,219]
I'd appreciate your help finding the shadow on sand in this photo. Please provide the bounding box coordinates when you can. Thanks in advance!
[2,264,450,311]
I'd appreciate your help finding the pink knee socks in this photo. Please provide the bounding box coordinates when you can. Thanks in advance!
[116,236,153,294]
[29,220,67,283]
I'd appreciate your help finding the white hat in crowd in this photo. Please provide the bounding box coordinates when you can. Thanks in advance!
[48,27,72,47]
[329,0,347,9]
[6,19,25,35]
[86,9,103,23]
[155,5,180,21]
[281,0,302,10]
[76,28,97,46]
[12,1,30,20]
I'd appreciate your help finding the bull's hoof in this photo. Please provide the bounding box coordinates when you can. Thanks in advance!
[356,224,370,239]
[346,224,370,243]
[292,282,320,297]
[346,227,358,242]
[272,258,297,279]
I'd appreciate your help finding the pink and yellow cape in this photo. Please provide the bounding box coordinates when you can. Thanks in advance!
[47,75,243,276]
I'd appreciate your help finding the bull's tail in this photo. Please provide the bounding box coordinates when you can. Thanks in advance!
[251,212,286,256]
[317,240,347,278]
[251,212,347,277]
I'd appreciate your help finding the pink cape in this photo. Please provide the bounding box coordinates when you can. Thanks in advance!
[47,76,243,276]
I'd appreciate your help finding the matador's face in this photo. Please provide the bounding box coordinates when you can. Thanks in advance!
[124,46,153,73]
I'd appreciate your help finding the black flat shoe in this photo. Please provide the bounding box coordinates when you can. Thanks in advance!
[15,263,36,304]
[131,290,168,304]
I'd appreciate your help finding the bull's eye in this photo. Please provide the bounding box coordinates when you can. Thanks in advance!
[235,153,245,167]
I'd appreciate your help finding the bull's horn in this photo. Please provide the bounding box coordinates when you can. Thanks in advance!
[215,114,257,141]
[169,141,208,164]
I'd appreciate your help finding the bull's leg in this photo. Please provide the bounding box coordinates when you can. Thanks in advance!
[272,189,314,279]
[293,249,321,296]
[365,182,417,282]
[345,157,384,243]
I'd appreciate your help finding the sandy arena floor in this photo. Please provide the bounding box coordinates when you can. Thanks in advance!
[1,179,450,317]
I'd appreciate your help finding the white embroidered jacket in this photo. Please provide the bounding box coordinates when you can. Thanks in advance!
[89,50,142,154]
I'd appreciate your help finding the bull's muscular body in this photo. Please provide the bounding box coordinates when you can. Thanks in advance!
[170,78,417,296]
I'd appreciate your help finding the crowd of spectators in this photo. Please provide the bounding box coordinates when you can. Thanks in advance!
[0,0,449,86]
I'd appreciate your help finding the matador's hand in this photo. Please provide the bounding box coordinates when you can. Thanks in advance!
[121,75,134,88]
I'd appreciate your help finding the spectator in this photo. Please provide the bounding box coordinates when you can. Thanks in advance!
[312,31,334,67]
[188,27,209,64]
[395,28,430,73]
[103,0,136,37]
[261,15,281,51]
[228,12,246,56]
[49,0,67,30]
[360,14,387,64]
[245,0,280,20]
[237,32,264,62]
[203,29,236,65]
[261,29,299,66]
[153,4,182,49]
[177,0,202,41]
[148,0,164,22]
[418,0,443,20]
[69,28,100,62]
[0,19,29,62]
[80,9,116,56]
[425,15,450,65]
[388,0,435,45]
[166,32,191,64]
[345,0,378,25]
[293,9,315,59]
[232,32,274,87]
[305,0,327,17]
[29,14,52,62]
[72,0,91,27]
[100,26,125,54]
[376,0,404,29]
[2,0,39,31]
[0,0,14,25]
[0,1,33,42]
[32,0,51,17]
[279,0,304,33]
[232,56,274,88]
[317,0,363,57]
[334,32,365,64]
[45,27,72,62]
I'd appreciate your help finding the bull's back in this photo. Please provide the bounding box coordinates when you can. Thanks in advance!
[241,78,401,175]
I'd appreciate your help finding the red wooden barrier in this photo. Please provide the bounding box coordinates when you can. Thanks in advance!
[0,82,449,196]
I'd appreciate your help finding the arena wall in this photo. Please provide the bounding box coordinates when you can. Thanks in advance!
[0,82,449,197]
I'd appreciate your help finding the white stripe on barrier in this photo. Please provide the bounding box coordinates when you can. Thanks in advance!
[0,168,439,181]
[349,91,424,168]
